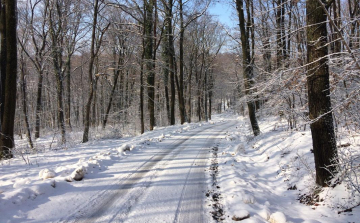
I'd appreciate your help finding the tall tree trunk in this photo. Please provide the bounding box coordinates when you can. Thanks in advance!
[204,70,208,122]
[48,0,66,145]
[170,52,175,125]
[259,0,272,72]
[103,56,122,129]
[20,55,34,149]
[306,0,338,187]
[83,0,100,143]
[34,71,43,139]
[236,0,260,136]
[145,0,156,130]
[65,60,72,130]
[186,61,193,123]
[163,0,176,125]
[161,36,171,124]
[0,1,6,127]
[140,18,145,134]
[178,0,186,124]
[0,0,17,159]
[332,0,341,53]
[140,49,145,134]
[54,67,66,144]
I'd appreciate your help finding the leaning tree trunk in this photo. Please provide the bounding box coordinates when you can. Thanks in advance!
[306,0,338,187]
[0,0,17,159]
[103,58,122,129]
[236,0,260,136]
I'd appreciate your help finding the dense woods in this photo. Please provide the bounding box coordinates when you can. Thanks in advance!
[0,0,360,188]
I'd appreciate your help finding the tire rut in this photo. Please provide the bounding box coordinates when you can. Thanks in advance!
[56,124,220,223]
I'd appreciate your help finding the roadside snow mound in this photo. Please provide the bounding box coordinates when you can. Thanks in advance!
[214,115,360,223]
[39,169,56,180]
[269,212,287,223]
[70,167,86,181]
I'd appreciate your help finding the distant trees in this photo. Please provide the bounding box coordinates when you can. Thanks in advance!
[0,0,226,159]
[2,0,359,187]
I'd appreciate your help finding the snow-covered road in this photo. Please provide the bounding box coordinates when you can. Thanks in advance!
[2,114,359,222]
[56,121,236,223]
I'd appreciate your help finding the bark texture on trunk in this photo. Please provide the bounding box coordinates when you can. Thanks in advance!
[145,0,155,130]
[236,0,260,136]
[306,0,338,187]
[0,0,17,159]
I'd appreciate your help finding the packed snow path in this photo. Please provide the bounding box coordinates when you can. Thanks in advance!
[57,121,236,223]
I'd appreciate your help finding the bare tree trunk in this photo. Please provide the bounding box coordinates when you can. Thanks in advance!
[34,72,43,139]
[178,0,186,124]
[20,54,34,149]
[163,0,176,125]
[140,49,145,134]
[259,0,272,73]
[83,0,99,143]
[144,0,156,130]
[236,0,260,136]
[306,0,338,187]
[83,0,109,142]
[186,52,194,123]
[161,36,171,124]
[0,0,17,159]
[55,68,66,144]
[65,60,72,130]
[103,55,122,129]
[0,1,5,126]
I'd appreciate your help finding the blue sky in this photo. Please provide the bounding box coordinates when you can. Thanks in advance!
[208,1,236,28]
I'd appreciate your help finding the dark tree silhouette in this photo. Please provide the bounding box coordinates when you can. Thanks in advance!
[0,0,18,159]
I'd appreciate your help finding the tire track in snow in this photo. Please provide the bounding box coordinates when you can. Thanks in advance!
[56,124,220,223]
[173,121,237,223]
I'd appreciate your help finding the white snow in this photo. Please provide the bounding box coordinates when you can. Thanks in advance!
[215,113,360,223]
[0,112,359,222]
[38,169,56,180]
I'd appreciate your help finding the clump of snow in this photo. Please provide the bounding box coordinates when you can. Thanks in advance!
[39,169,56,180]
[232,209,250,221]
[117,143,134,153]
[258,207,271,220]
[70,167,86,181]
[269,211,287,223]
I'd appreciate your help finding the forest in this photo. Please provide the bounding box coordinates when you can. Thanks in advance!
[0,0,359,189]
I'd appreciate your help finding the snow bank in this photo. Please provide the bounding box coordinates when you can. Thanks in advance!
[212,114,360,223]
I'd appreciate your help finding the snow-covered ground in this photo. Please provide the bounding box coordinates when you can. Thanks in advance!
[1,112,359,223]
[215,114,360,223]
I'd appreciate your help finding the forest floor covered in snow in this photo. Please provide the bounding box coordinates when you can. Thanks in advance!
[1,112,359,223]
[212,114,360,223]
